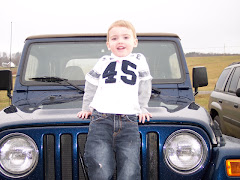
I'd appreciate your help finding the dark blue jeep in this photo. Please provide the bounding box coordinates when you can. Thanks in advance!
[0,33,240,180]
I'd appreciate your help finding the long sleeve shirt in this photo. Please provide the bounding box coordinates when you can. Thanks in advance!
[82,53,152,115]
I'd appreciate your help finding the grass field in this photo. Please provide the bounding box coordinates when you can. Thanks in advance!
[0,55,240,111]
[0,67,17,110]
[187,55,240,91]
[187,55,240,109]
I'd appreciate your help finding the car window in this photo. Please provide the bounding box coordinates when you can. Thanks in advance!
[237,78,240,89]
[215,68,231,91]
[23,42,107,83]
[133,41,182,81]
[228,67,240,93]
[22,40,184,85]
[225,70,233,92]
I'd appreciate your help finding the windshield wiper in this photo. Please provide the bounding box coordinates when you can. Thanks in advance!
[152,87,161,95]
[18,94,83,113]
[30,76,84,93]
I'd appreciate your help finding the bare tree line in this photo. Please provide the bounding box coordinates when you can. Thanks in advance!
[185,52,240,57]
[0,52,21,67]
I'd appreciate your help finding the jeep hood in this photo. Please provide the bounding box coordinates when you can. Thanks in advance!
[0,94,215,144]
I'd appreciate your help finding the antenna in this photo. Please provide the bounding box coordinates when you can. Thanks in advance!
[9,22,13,105]
[9,22,12,70]
[224,43,225,55]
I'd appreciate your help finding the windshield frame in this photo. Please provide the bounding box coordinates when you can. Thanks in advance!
[20,36,185,86]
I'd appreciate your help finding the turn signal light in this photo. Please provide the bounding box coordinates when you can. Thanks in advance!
[226,159,240,177]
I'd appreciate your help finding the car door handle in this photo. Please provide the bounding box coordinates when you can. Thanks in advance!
[234,104,238,108]
[218,99,223,103]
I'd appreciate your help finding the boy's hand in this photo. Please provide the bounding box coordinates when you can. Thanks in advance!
[139,113,152,124]
[77,111,92,119]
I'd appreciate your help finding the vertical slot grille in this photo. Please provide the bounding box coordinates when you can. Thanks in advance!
[61,134,73,179]
[43,132,159,180]
[44,135,55,180]
[43,133,88,180]
[78,134,88,180]
[147,132,159,179]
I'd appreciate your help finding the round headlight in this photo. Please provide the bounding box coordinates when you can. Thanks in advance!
[0,133,39,178]
[163,129,208,174]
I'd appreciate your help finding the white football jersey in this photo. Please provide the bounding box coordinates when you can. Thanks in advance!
[85,53,152,115]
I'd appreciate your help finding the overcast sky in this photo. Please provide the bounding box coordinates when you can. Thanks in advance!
[1,0,240,54]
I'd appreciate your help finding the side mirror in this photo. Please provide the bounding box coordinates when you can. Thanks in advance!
[0,70,13,99]
[192,66,208,96]
[236,88,240,97]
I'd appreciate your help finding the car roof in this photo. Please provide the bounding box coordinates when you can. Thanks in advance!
[228,62,240,68]
[26,33,179,40]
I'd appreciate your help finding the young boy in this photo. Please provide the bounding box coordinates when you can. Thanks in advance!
[77,20,152,180]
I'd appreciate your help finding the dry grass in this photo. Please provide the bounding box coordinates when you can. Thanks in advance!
[0,67,17,110]
[0,92,11,110]
[195,94,210,110]
[187,55,240,111]
[187,55,240,91]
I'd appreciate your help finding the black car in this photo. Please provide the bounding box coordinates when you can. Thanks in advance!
[209,62,240,139]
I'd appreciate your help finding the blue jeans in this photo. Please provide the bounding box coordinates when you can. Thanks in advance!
[84,110,141,180]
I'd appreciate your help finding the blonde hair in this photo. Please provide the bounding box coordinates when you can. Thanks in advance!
[107,20,137,42]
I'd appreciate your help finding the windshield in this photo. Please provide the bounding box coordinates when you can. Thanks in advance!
[22,40,183,85]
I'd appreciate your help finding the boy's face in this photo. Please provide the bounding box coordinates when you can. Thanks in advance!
[106,26,138,57]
